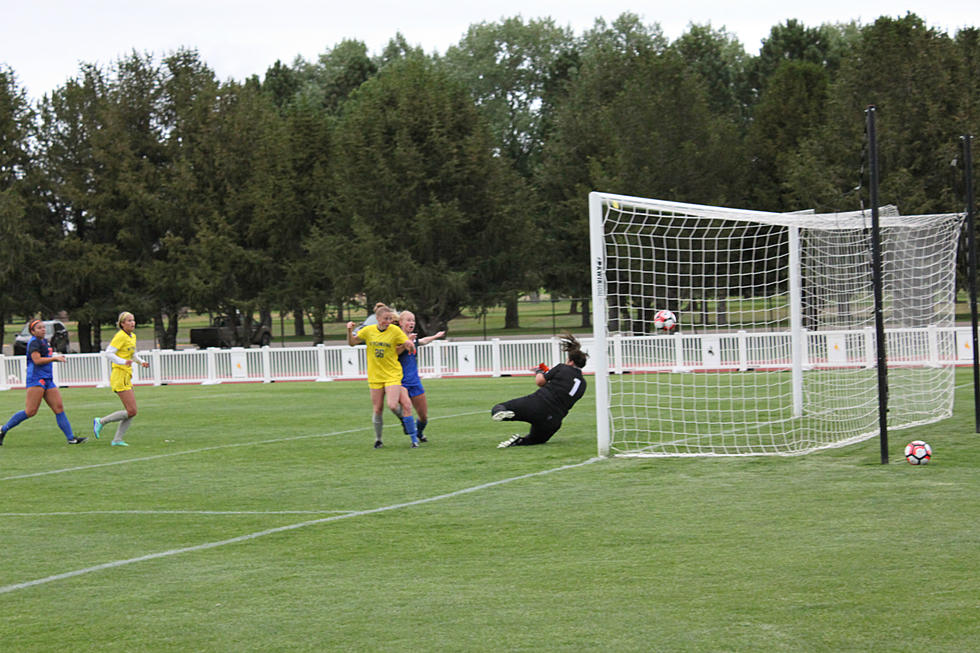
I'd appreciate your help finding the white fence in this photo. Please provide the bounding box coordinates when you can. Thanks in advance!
[609,326,976,373]
[1,327,975,390]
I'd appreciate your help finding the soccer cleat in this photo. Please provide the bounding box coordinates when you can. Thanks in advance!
[418,434,428,443]
[0,426,6,446]
[110,440,128,447]
[93,417,103,439]
[68,436,88,445]
[411,441,420,448]
[492,410,515,421]
[497,434,524,448]
[374,440,383,449]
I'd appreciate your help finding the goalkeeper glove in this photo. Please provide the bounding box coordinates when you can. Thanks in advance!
[532,363,549,375]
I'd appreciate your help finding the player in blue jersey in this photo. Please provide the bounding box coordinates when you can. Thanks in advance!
[491,332,588,448]
[0,319,85,446]
[394,310,445,443]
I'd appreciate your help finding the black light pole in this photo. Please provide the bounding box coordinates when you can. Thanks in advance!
[962,135,979,432]
[866,106,889,464]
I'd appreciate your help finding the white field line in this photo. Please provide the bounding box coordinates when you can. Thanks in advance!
[123,390,282,405]
[0,410,486,482]
[0,510,357,516]
[0,456,602,595]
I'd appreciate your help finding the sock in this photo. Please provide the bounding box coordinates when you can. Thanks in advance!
[391,405,411,434]
[402,416,418,444]
[55,412,74,440]
[113,417,133,443]
[3,410,29,434]
[416,419,427,437]
[100,409,129,424]
[372,414,383,442]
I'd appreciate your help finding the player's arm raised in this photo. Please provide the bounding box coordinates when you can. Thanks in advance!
[345,322,363,346]
[418,330,446,346]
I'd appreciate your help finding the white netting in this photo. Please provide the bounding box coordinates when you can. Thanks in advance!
[589,192,964,457]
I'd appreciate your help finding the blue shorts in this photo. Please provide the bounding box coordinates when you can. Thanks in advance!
[403,382,425,398]
[26,377,56,390]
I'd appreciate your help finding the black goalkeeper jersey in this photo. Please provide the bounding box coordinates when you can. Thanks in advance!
[534,363,587,415]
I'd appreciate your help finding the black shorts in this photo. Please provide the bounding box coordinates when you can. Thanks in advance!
[495,394,565,444]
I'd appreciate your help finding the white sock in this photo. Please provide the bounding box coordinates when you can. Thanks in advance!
[100,409,129,424]
[113,417,133,443]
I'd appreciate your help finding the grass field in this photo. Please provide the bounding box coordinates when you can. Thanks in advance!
[1,372,977,651]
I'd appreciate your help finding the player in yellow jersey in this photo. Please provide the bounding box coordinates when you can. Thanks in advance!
[92,311,150,446]
[346,302,419,448]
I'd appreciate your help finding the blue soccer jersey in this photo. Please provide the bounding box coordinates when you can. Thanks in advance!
[399,346,421,386]
[25,336,54,385]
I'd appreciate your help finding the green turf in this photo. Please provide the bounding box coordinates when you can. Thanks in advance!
[0,373,977,651]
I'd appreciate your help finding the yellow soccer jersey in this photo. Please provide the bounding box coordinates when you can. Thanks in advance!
[356,324,409,385]
[108,329,138,371]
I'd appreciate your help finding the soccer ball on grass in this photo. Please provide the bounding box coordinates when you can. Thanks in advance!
[653,309,676,331]
[904,440,932,465]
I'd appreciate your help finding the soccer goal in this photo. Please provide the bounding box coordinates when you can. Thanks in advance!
[589,192,965,458]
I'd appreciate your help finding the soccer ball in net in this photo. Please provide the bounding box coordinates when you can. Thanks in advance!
[653,310,677,331]
[904,440,932,465]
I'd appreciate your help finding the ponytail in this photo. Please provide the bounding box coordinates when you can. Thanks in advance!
[560,332,588,368]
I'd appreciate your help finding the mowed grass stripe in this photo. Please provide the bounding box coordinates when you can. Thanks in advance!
[0,457,601,595]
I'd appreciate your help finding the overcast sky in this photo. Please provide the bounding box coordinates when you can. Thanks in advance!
[3,1,977,102]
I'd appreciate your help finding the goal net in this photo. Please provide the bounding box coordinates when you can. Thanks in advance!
[588,192,965,457]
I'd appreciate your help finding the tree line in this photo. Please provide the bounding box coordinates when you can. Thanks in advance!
[1,13,978,351]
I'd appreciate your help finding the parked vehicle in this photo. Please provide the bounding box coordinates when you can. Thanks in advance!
[13,320,71,356]
[189,315,272,348]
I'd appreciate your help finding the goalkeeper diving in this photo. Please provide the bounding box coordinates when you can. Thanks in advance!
[491,332,588,448]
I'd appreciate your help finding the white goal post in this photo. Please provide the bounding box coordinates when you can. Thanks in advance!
[589,191,965,458]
